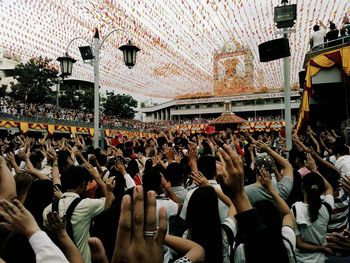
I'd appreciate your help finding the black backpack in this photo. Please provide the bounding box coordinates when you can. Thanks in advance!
[52,197,83,243]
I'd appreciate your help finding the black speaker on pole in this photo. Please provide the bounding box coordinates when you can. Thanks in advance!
[258,38,290,62]
[298,70,306,89]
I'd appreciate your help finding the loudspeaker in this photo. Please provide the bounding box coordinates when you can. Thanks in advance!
[79,46,94,60]
[299,70,306,89]
[258,38,290,62]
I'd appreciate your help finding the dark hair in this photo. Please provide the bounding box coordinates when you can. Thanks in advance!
[96,154,107,166]
[253,200,289,262]
[288,148,306,169]
[186,186,223,263]
[165,162,184,186]
[197,155,216,180]
[333,140,349,156]
[60,165,92,192]
[330,22,336,30]
[143,167,162,193]
[302,173,325,222]
[313,24,320,31]
[127,159,140,178]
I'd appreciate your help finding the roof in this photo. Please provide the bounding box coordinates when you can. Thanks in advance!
[211,112,247,124]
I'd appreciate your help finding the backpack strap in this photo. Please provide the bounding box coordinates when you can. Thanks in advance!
[292,205,297,220]
[65,197,83,243]
[52,198,59,213]
[222,223,235,263]
[282,235,297,263]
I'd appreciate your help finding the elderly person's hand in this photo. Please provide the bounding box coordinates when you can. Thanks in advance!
[112,186,167,263]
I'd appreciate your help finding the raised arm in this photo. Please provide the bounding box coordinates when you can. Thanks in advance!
[0,156,16,200]
[258,168,295,229]
[46,212,84,263]
[255,141,293,179]
[164,235,205,262]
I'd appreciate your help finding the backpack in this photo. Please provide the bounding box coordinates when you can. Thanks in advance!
[52,197,83,244]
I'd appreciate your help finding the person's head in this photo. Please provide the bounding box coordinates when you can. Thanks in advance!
[60,165,93,194]
[127,159,140,178]
[197,155,217,180]
[96,153,107,167]
[333,140,349,156]
[253,200,289,262]
[142,167,162,194]
[165,162,184,187]
[186,186,223,263]
[302,172,325,222]
[313,24,320,32]
[288,148,306,169]
[330,22,336,30]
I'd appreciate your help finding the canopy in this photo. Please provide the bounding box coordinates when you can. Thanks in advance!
[211,113,247,124]
[1,0,349,98]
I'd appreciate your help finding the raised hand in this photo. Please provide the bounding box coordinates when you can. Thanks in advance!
[190,171,209,187]
[258,167,273,191]
[305,153,317,172]
[255,141,270,153]
[325,230,350,254]
[112,186,167,263]
[46,211,66,237]
[0,199,40,238]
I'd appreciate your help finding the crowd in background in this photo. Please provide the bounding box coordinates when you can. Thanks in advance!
[0,123,350,262]
[310,14,350,51]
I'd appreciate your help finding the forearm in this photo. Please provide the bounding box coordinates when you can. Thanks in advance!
[56,232,84,263]
[266,148,293,176]
[10,160,21,174]
[189,159,198,172]
[309,135,321,153]
[232,193,253,214]
[52,161,61,186]
[104,191,115,209]
[296,237,325,252]
[164,235,205,263]
[0,162,17,200]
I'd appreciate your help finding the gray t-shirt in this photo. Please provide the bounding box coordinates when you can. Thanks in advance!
[245,176,294,206]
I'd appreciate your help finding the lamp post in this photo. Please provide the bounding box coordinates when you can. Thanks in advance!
[57,28,140,148]
[274,0,296,154]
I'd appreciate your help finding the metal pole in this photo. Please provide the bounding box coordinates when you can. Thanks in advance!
[56,80,60,111]
[93,31,100,148]
[283,29,292,153]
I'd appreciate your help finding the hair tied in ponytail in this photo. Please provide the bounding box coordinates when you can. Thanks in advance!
[311,184,319,190]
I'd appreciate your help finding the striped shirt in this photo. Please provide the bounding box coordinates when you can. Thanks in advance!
[328,188,349,233]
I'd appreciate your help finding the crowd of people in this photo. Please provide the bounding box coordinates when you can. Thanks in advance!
[0,124,349,263]
[310,14,350,51]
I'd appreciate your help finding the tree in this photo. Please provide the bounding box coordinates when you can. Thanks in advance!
[9,56,58,103]
[103,93,137,119]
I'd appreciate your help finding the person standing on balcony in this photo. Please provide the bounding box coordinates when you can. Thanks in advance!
[310,20,326,51]
[326,22,340,47]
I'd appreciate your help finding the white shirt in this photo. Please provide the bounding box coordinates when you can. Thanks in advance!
[335,155,350,176]
[43,192,106,263]
[180,180,229,223]
[29,231,68,263]
[311,29,326,48]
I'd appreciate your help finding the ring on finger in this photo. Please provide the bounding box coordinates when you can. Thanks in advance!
[143,230,157,237]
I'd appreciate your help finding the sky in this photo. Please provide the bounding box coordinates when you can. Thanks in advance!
[0,0,349,102]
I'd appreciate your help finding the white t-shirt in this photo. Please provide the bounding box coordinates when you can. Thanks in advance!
[335,155,350,176]
[43,192,106,263]
[293,194,334,263]
[311,29,326,48]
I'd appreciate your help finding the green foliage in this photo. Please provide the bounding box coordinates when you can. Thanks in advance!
[103,92,137,119]
[59,82,95,111]
[9,56,58,103]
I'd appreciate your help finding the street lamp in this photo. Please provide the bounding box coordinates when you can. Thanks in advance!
[57,28,140,148]
[57,55,76,77]
[274,0,296,154]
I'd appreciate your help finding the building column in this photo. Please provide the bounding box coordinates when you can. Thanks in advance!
[160,110,164,121]
[165,108,169,121]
